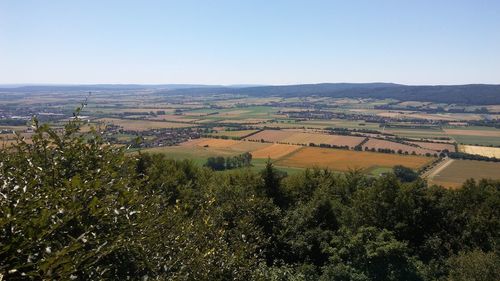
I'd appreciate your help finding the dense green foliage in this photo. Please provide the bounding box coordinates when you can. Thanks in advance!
[449,152,500,162]
[1,120,499,280]
[204,152,252,171]
[393,165,419,182]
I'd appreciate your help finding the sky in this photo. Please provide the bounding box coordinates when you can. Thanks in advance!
[0,0,499,85]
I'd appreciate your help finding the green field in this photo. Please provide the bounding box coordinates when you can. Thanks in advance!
[452,135,500,146]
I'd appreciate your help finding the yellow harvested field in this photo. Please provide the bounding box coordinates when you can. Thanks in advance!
[245,130,295,142]
[460,145,500,158]
[245,130,365,147]
[97,118,194,131]
[251,144,302,159]
[276,147,433,172]
[182,138,240,148]
[443,129,500,137]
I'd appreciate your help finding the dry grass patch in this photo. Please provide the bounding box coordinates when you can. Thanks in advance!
[251,144,302,159]
[428,159,500,188]
[180,138,271,154]
[460,145,500,158]
[276,147,433,172]
[245,130,296,142]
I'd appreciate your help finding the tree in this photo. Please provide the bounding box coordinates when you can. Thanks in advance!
[393,165,419,182]
[322,227,423,281]
[447,250,500,281]
[260,159,286,207]
[0,117,149,279]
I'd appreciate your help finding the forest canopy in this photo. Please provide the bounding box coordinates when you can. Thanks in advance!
[0,118,499,280]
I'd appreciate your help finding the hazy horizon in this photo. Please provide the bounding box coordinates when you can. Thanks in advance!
[2,82,500,88]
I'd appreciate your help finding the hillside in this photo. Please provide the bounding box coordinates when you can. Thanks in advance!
[2,83,499,104]
[165,83,500,105]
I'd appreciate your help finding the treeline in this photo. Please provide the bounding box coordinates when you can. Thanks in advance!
[449,151,500,162]
[325,127,382,135]
[0,120,499,280]
[204,152,252,170]
[0,119,27,126]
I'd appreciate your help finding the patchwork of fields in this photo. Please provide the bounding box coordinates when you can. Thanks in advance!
[144,138,435,174]
[3,91,499,190]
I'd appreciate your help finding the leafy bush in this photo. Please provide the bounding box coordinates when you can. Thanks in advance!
[1,118,499,280]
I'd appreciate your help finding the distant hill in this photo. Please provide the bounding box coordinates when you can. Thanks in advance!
[164,83,500,105]
[1,83,499,105]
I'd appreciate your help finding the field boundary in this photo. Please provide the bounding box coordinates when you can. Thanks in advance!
[422,157,454,179]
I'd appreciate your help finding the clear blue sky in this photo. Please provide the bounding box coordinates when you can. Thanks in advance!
[1,0,499,85]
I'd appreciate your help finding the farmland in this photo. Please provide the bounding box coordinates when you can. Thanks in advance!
[1,86,499,187]
[142,138,270,166]
[97,118,195,131]
[249,143,302,159]
[276,147,433,172]
[408,141,456,152]
[209,129,259,138]
[428,159,500,188]
[460,145,500,158]
[144,138,436,174]
[245,130,365,148]
[362,139,437,155]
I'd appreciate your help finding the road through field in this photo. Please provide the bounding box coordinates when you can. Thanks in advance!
[422,157,454,179]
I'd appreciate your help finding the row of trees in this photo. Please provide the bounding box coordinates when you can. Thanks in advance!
[0,118,499,280]
[449,151,500,162]
[204,152,252,171]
